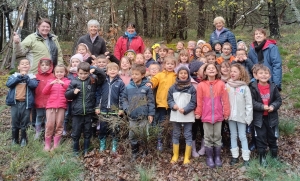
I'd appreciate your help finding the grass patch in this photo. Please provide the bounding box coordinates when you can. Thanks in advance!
[136,165,155,181]
[279,120,296,136]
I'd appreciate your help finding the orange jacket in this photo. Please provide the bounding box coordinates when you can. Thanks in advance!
[216,56,235,64]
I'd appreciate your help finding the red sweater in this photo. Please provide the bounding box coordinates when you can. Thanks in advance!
[114,35,145,60]
[258,83,270,115]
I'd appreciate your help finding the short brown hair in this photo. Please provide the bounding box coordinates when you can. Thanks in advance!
[256,64,271,74]
[77,62,90,72]
[163,56,177,65]
[202,63,221,80]
[37,18,51,28]
[236,48,247,55]
[222,42,232,49]
[106,62,119,70]
[204,51,216,57]
[131,64,146,75]
[158,45,169,52]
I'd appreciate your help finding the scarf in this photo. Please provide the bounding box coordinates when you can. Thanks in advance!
[175,76,191,91]
[82,53,91,61]
[254,40,267,64]
[36,32,58,67]
[125,31,137,43]
[227,79,247,88]
[69,67,77,73]
[221,53,232,62]
[221,75,229,83]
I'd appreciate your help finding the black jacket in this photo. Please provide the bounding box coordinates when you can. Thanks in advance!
[249,81,282,128]
[65,68,105,115]
[77,34,107,57]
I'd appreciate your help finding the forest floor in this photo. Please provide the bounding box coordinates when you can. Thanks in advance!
[0,26,300,180]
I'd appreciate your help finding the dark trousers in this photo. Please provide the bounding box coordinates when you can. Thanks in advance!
[98,114,119,139]
[71,114,92,141]
[254,116,279,151]
[11,101,30,132]
[192,119,204,140]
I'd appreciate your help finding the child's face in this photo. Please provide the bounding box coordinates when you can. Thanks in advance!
[178,69,189,81]
[230,66,241,81]
[40,62,50,73]
[164,60,176,72]
[222,45,232,56]
[107,67,119,79]
[206,55,216,64]
[120,58,131,70]
[195,49,201,58]
[197,64,206,80]
[199,57,207,63]
[176,42,184,50]
[180,55,189,63]
[221,64,230,76]
[235,50,247,62]
[144,50,152,60]
[256,69,271,84]
[187,41,196,50]
[135,55,145,65]
[154,47,159,53]
[54,67,66,79]
[18,59,30,74]
[131,70,144,84]
[148,64,160,76]
[95,58,107,69]
[77,45,87,55]
[205,64,218,79]
[167,50,175,56]
[214,44,222,51]
[202,46,210,53]
[237,43,246,50]
[78,69,90,80]
[158,49,167,58]
[71,58,81,68]
[127,52,135,61]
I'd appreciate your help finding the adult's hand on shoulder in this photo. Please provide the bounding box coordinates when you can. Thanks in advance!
[13,32,20,44]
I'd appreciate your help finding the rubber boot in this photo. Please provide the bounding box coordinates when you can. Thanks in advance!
[259,149,267,167]
[44,136,52,151]
[51,136,61,151]
[205,146,215,168]
[157,139,163,151]
[131,143,139,161]
[242,149,251,166]
[111,138,118,153]
[20,130,27,147]
[84,139,90,155]
[99,137,106,152]
[270,148,278,159]
[12,129,19,145]
[192,140,199,158]
[198,138,205,155]
[34,125,42,140]
[230,147,239,165]
[183,144,192,164]
[62,122,67,136]
[73,140,80,156]
[214,146,222,167]
[170,144,179,163]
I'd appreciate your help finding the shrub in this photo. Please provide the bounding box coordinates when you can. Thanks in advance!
[279,120,296,136]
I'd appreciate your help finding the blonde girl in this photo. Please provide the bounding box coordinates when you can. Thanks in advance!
[174,49,189,73]
[76,43,92,63]
[119,56,132,85]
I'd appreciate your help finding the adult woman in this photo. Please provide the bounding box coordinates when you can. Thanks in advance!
[114,23,145,60]
[13,18,63,74]
[76,19,107,62]
[248,28,282,90]
[209,16,237,55]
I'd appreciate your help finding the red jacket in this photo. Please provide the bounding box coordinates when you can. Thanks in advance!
[35,61,55,108]
[114,35,145,60]
[42,77,70,109]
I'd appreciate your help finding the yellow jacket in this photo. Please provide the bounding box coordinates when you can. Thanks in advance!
[151,70,176,108]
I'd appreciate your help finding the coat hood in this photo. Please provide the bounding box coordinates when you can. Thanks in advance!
[129,77,148,87]
[251,39,277,50]
[37,58,54,75]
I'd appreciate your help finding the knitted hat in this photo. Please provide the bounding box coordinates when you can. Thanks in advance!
[70,54,83,63]
[177,66,191,79]
[197,40,206,46]
[237,40,248,51]
[202,43,212,51]
[125,49,136,56]
[189,61,204,78]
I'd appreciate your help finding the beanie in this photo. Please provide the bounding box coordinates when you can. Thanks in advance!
[197,40,206,46]
[189,61,204,79]
[70,54,83,63]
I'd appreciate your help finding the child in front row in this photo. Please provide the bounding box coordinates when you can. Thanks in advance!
[168,66,196,164]
[249,65,282,166]
[42,64,70,151]
[226,64,253,166]
[195,63,230,168]
[96,62,125,154]
[123,64,155,160]
[65,62,106,156]
[6,59,38,146]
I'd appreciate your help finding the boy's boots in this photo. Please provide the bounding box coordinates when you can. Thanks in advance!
[111,138,118,153]
[230,147,239,165]
[34,125,42,140]
[12,129,19,145]
[198,138,205,155]
[20,130,27,147]
[205,146,215,168]
[214,146,223,167]
[51,136,61,151]
[84,139,90,155]
[170,144,179,163]
[131,143,139,161]
[259,149,267,167]
[73,140,80,156]
[157,139,163,151]
[242,149,251,166]
[44,136,52,151]
[183,144,192,164]
[270,148,278,159]
[99,137,106,152]
[192,140,199,157]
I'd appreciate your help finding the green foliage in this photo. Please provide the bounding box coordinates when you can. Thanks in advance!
[136,165,155,181]
[279,120,296,136]
[278,46,289,56]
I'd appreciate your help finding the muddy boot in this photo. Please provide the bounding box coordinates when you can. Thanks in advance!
[230,147,239,165]
[259,149,267,167]
[214,146,222,167]
[205,146,215,168]
[84,139,90,155]
[242,149,251,166]
[44,136,52,151]
[34,125,42,140]
[183,144,192,164]
[20,130,27,147]
[51,136,61,151]
[192,140,199,158]
[111,138,118,153]
[198,138,205,156]
[170,144,179,163]
[73,140,80,156]
[99,137,106,152]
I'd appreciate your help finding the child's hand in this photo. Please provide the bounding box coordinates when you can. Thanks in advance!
[118,110,124,116]
[173,104,179,110]
[243,55,247,60]
[58,80,64,85]
[195,115,200,119]
[20,71,27,76]
[268,106,274,112]
[148,116,153,123]
[95,108,100,115]
[178,108,184,114]
[91,55,96,59]
[74,88,80,94]
[90,69,95,74]
[263,105,269,111]
[145,83,152,88]
[50,79,58,85]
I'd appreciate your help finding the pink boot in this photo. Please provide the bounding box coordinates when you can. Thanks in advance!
[192,140,199,157]
[198,138,205,155]
[51,136,61,151]
[44,136,52,151]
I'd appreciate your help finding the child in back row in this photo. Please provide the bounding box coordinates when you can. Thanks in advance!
[174,49,190,73]
[76,43,92,64]
[217,42,235,64]
[119,56,132,86]
[144,48,155,68]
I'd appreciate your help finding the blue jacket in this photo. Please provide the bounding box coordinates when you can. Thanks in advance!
[96,75,125,113]
[209,28,237,54]
[248,40,282,89]
[6,73,38,109]
[123,78,155,120]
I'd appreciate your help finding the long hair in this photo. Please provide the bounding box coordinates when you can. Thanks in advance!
[230,64,250,84]
[202,63,221,80]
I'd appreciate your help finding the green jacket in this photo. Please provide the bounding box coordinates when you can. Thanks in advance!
[16,33,63,74]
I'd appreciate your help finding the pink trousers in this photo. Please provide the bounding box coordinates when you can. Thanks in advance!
[45,108,65,137]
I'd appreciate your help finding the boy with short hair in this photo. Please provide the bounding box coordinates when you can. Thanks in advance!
[205,51,217,64]
[175,41,185,58]
[157,45,169,65]
[212,40,222,57]
[6,59,38,146]
[94,54,110,71]
[249,65,282,166]
[123,64,155,159]
[96,62,125,153]
[232,49,254,79]
[187,41,197,61]
[65,62,105,155]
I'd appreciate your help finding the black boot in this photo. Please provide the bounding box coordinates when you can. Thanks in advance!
[131,143,139,161]
[73,140,80,157]
[270,148,278,159]
[20,130,27,147]
[258,149,267,167]
[12,129,19,145]
[84,139,90,155]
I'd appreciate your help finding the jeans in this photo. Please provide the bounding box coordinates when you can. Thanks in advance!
[228,120,248,150]
[172,122,193,146]
[36,108,46,126]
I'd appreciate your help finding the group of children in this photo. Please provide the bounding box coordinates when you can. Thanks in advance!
[6,30,282,168]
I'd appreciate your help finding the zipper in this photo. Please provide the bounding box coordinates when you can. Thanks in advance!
[14,88,16,104]
[210,84,215,124]
[83,81,85,115]
[26,86,29,109]
[107,81,115,109]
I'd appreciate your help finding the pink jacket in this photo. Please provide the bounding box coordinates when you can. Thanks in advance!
[42,77,70,109]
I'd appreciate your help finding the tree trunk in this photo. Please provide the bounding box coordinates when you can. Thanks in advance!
[286,0,300,24]
[0,12,3,50]
[141,0,148,37]
[133,0,140,33]
[197,0,206,38]
[268,0,281,38]
[178,3,187,40]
